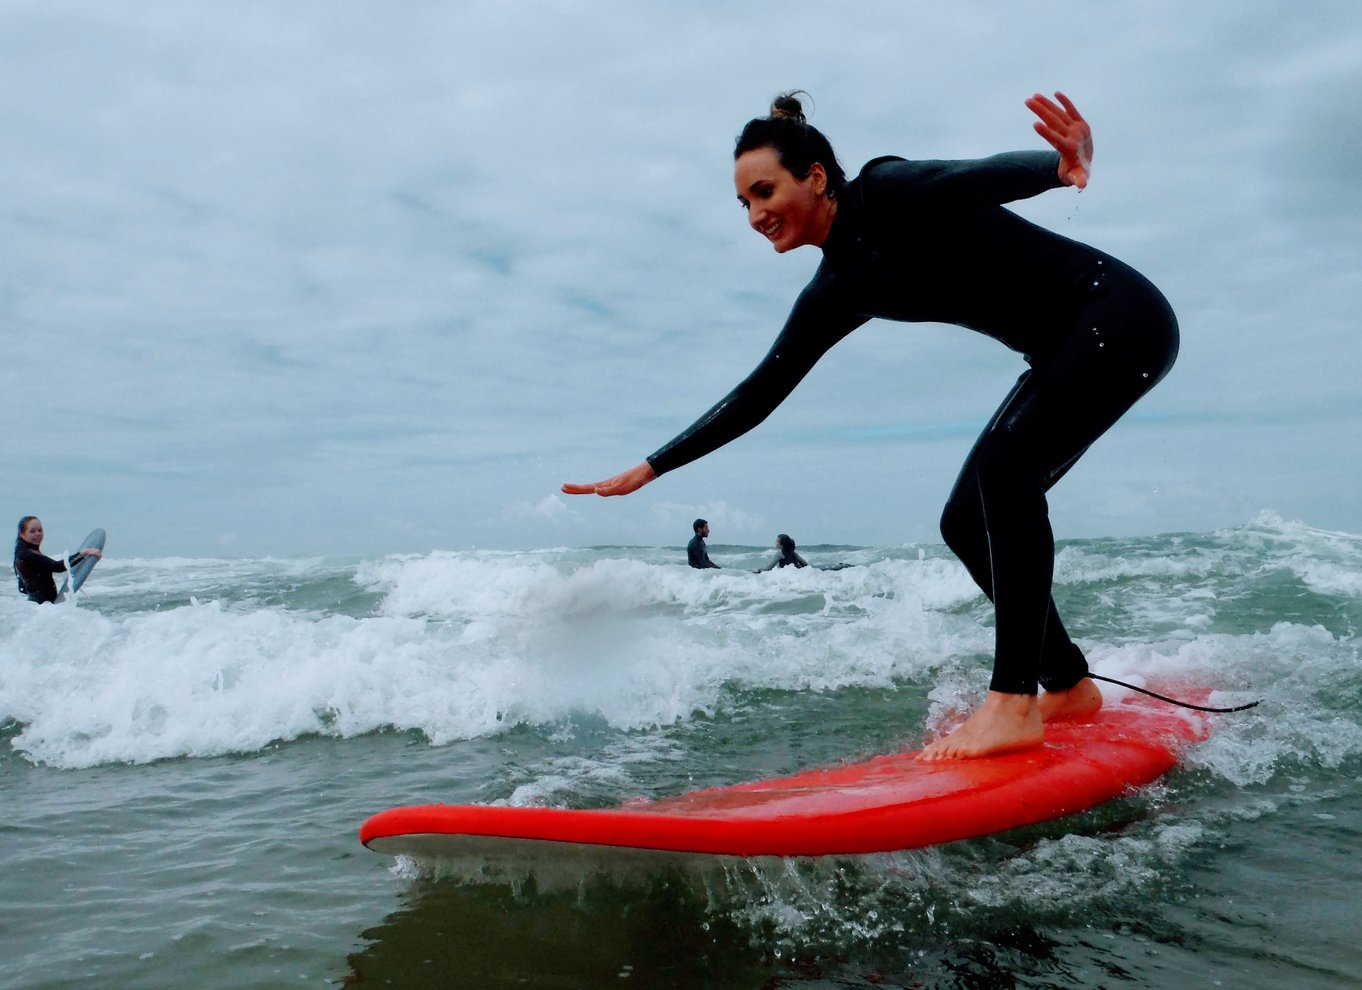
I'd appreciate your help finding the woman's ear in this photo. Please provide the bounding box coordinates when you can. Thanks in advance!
[809,161,828,197]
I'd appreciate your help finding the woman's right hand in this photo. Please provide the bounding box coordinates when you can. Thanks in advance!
[561,461,657,497]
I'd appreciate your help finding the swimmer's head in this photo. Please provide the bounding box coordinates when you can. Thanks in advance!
[17,516,40,545]
[734,92,846,201]
[777,533,796,553]
[693,518,708,535]
[734,92,844,253]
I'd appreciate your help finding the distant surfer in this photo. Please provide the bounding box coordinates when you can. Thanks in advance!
[687,518,721,569]
[12,516,102,604]
[564,91,1178,760]
[755,533,807,572]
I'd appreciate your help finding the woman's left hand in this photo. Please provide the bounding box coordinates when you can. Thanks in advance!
[1026,91,1092,189]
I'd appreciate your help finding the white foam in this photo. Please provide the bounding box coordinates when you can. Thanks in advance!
[3,527,1359,776]
[0,552,986,768]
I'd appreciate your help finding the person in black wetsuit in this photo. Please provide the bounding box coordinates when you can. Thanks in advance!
[13,516,102,604]
[564,92,1178,760]
[756,533,807,572]
[687,518,721,569]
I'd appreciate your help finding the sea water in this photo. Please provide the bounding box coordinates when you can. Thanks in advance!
[2,511,1359,989]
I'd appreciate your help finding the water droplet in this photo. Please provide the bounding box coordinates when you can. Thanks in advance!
[1142,372,1150,379]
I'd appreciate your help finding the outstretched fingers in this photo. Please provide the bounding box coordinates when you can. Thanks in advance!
[561,460,657,497]
[1026,92,1066,129]
[1026,92,1079,148]
[1053,90,1083,121]
[561,482,602,495]
[1026,90,1092,188]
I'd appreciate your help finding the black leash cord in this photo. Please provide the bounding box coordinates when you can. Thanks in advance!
[1089,673,1261,713]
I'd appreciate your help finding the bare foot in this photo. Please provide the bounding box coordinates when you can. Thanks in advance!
[917,691,1044,761]
[1038,677,1103,723]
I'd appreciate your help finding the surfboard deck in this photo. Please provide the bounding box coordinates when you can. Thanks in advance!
[361,695,1212,860]
[59,528,105,595]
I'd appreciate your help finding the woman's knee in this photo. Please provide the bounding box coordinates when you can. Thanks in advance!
[939,489,976,551]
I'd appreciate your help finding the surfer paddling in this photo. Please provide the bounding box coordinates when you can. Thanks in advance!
[564,92,1178,760]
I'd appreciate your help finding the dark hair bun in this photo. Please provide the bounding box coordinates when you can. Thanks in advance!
[734,89,844,197]
[769,90,809,124]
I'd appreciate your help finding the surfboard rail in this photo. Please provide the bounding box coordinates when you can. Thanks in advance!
[59,527,105,596]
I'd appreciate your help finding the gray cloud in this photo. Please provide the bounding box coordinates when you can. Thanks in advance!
[3,0,1360,555]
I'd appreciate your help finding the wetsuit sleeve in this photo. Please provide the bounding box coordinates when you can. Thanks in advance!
[647,279,868,477]
[18,548,67,575]
[866,151,1063,209]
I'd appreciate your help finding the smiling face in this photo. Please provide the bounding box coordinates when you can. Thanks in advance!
[20,518,43,546]
[734,146,835,253]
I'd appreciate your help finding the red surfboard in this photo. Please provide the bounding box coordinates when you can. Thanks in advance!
[361,696,1211,860]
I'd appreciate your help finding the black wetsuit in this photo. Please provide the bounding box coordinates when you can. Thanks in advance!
[760,548,808,571]
[13,542,76,605]
[647,151,1179,695]
[687,534,720,569]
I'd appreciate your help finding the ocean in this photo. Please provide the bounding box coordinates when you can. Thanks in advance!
[2,512,1359,989]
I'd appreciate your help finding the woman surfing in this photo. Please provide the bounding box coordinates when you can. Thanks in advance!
[564,92,1178,760]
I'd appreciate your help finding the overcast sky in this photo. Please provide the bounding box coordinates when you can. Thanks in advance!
[3,1,1360,556]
